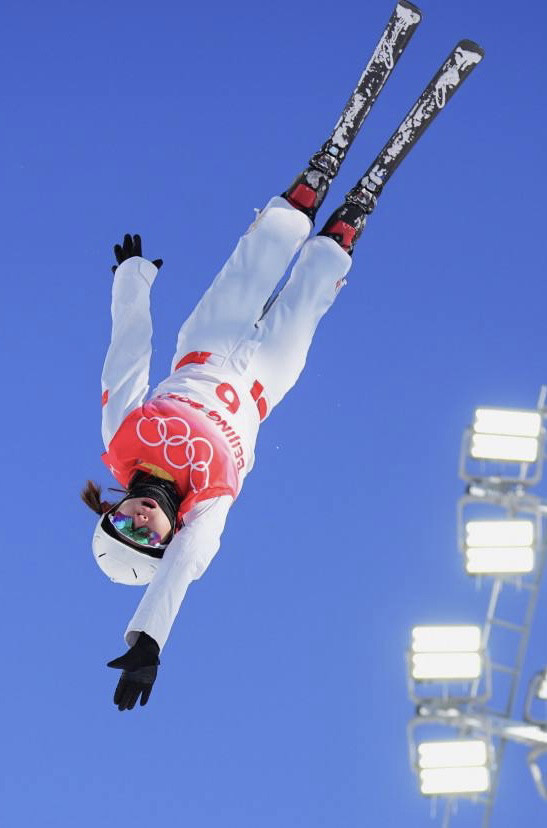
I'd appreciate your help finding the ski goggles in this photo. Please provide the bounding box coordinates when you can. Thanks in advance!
[108,511,168,550]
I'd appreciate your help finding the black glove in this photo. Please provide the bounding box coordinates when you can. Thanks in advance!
[107,631,160,711]
[111,233,163,274]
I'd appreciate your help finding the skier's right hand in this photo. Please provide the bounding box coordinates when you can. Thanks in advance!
[111,233,163,274]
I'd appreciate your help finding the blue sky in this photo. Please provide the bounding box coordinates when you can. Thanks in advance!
[2,0,547,825]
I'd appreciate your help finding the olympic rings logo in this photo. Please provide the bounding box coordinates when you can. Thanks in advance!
[136,416,214,492]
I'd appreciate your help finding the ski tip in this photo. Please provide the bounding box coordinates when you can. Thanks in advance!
[398,0,423,21]
[457,39,485,60]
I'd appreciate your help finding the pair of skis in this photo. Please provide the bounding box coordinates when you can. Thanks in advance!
[282,1,484,252]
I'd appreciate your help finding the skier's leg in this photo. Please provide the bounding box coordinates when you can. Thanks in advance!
[171,197,311,372]
[246,235,351,415]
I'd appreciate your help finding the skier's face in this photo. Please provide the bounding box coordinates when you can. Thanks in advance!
[115,497,172,542]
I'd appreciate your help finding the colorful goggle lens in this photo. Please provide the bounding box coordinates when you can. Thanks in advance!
[109,511,165,548]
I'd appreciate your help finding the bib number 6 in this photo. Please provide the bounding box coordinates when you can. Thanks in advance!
[215,381,267,421]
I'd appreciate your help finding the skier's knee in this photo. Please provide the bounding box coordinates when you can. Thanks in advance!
[248,200,311,248]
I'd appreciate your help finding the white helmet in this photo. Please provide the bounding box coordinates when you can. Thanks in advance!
[92,506,165,585]
[91,473,182,585]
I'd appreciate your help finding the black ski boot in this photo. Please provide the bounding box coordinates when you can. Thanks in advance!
[318,203,367,255]
[318,180,379,254]
[282,151,341,222]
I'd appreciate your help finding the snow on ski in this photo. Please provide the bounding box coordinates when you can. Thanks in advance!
[283,1,421,219]
[310,0,422,178]
[346,40,485,214]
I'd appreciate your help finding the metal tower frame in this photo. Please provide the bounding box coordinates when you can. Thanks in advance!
[407,386,547,826]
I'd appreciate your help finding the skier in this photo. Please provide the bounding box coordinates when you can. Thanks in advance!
[84,184,357,710]
[82,7,483,710]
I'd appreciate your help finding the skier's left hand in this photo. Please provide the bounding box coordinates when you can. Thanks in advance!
[107,631,160,711]
[111,233,163,274]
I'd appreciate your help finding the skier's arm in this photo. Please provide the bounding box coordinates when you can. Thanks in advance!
[101,235,162,448]
[123,495,234,651]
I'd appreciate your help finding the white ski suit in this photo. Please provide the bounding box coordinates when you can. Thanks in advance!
[100,196,351,651]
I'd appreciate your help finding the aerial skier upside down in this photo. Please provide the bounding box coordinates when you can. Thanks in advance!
[82,1,483,710]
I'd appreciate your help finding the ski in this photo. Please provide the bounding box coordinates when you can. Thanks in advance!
[320,40,485,251]
[283,1,422,219]
[355,40,484,210]
[311,0,423,176]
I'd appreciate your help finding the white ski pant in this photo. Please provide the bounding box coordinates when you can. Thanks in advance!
[171,196,352,415]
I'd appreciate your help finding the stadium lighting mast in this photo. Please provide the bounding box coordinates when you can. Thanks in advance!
[406,387,547,826]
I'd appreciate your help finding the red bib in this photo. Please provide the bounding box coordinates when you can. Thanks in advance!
[102,397,239,522]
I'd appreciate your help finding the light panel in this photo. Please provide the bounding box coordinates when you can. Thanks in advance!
[465,520,534,547]
[412,626,481,653]
[473,408,541,438]
[466,547,534,574]
[537,676,547,701]
[418,740,487,769]
[470,434,538,463]
[464,520,535,574]
[412,652,482,680]
[420,766,490,795]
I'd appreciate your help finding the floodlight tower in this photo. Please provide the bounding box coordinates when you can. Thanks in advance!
[406,387,547,826]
